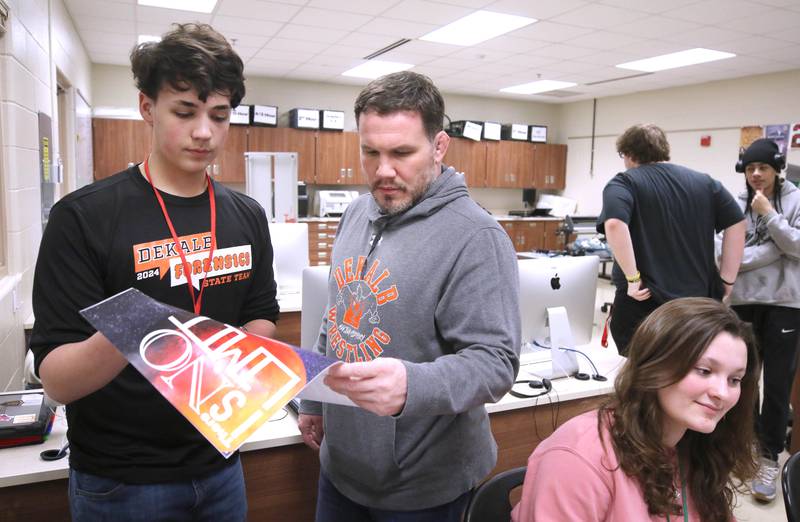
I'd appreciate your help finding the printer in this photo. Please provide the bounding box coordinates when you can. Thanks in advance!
[316,190,359,217]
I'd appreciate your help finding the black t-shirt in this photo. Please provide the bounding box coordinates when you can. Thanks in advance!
[597,162,743,302]
[30,166,280,483]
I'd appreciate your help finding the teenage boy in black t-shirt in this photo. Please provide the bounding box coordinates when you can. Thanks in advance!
[30,24,278,521]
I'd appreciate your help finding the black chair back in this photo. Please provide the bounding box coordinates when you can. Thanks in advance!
[783,451,800,522]
[464,466,527,522]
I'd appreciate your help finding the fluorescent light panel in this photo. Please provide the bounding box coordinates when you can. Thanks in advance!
[138,34,162,45]
[500,80,577,95]
[616,48,736,72]
[420,10,536,46]
[342,60,414,79]
[138,0,217,13]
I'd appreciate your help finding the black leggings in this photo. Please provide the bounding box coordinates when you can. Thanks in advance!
[733,304,800,460]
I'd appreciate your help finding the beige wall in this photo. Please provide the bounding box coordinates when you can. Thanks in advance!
[0,0,92,390]
[558,69,800,215]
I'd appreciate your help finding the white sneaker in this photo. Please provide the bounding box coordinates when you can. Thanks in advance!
[752,457,780,503]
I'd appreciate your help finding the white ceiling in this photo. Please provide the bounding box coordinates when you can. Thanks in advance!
[65,0,800,103]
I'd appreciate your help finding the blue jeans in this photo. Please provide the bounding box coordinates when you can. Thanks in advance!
[69,459,247,522]
[316,471,472,522]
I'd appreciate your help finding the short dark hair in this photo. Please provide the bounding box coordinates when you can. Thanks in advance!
[616,123,671,164]
[354,71,445,140]
[130,23,245,108]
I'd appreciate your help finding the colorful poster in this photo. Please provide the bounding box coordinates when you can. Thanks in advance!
[791,123,800,149]
[739,126,764,148]
[765,124,790,156]
[81,288,352,457]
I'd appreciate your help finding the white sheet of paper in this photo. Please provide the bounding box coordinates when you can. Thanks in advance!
[297,362,356,406]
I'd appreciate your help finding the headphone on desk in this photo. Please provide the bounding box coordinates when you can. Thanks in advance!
[509,378,552,399]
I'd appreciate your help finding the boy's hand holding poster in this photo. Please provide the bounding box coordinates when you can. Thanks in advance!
[80,288,351,457]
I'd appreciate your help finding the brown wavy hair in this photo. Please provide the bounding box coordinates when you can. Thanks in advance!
[599,297,759,522]
[130,23,245,108]
[616,123,671,164]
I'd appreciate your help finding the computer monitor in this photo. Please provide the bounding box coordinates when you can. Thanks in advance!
[301,265,330,350]
[518,256,599,379]
[270,223,309,295]
[522,188,536,208]
[518,256,599,346]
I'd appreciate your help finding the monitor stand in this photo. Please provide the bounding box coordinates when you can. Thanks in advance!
[531,306,579,380]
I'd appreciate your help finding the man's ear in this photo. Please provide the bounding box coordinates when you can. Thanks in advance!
[139,92,155,125]
[433,130,450,163]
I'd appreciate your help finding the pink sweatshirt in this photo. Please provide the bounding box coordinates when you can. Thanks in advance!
[511,410,705,522]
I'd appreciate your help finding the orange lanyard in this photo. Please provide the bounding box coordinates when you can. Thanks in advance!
[143,156,216,314]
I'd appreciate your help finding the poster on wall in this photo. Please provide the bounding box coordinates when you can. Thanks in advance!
[791,123,800,149]
[739,126,764,149]
[765,124,790,156]
[81,288,355,457]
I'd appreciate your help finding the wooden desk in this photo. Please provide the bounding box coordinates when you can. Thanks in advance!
[0,392,607,522]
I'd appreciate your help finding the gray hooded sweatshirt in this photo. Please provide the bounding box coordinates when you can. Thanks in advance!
[729,180,800,308]
[301,167,521,510]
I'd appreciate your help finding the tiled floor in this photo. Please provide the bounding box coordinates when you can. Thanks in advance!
[591,277,788,522]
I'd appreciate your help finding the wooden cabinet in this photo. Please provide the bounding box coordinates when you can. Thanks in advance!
[533,144,567,190]
[306,219,339,266]
[92,118,151,180]
[486,141,534,188]
[211,125,247,183]
[444,137,486,187]
[498,219,564,252]
[248,127,316,183]
[315,131,361,185]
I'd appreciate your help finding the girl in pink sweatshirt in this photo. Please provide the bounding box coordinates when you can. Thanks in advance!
[512,297,760,522]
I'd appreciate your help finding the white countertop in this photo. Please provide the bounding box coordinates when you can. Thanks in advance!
[0,342,623,489]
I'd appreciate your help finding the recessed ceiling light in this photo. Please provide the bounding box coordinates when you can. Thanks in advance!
[616,48,735,72]
[138,0,217,14]
[341,60,414,79]
[138,34,162,45]
[420,10,536,47]
[500,80,577,95]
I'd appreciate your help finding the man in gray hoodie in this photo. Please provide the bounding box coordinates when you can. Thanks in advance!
[298,71,521,521]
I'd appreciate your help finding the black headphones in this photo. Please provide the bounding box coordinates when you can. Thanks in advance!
[735,146,786,173]
[509,378,552,399]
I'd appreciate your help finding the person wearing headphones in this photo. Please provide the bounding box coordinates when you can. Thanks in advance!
[512,297,760,522]
[725,138,800,503]
[297,71,521,521]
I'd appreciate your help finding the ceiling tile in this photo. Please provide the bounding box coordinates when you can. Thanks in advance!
[720,36,796,55]
[316,44,371,59]
[596,0,699,14]
[213,0,302,22]
[358,18,440,39]
[335,32,403,52]
[722,8,800,34]
[445,46,514,63]
[494,53,557,69]
[609,16,701,39]
[549,3,647,29]
[474,35,550,53]
[511,21,593,42]
[575,49,641,67]
[529,43,596,60]
[65,0,135,20]
[393,39,462,57]
[291,7,374,30]
[664,0,770,25]
[274,24,350,43]
[218,32,271,48]
[770,27,800,45]
[74,15,136,34]
[262,38,331,54]
[485,0,589,20]
[380,0,473,25]
[253,47,316,62]
[661,26,745,48]
[90,52,132,66]
[209,15,284,37]
[136,6,212,25]
[565,31,644,51]
[306,0,402,16]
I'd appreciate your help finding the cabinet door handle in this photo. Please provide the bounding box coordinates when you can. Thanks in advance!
[347,168,353,178]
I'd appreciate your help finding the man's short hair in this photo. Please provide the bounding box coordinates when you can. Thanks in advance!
[354,71,445,140]
[616,124,671,164]
[130,23,245,108]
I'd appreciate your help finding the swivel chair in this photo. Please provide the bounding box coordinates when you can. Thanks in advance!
[783,451,800,522]
[464,466,527,522]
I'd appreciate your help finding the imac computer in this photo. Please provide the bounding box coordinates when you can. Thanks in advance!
[301,265,330,350]
[270,223,309,296]
[518,255,599,379]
